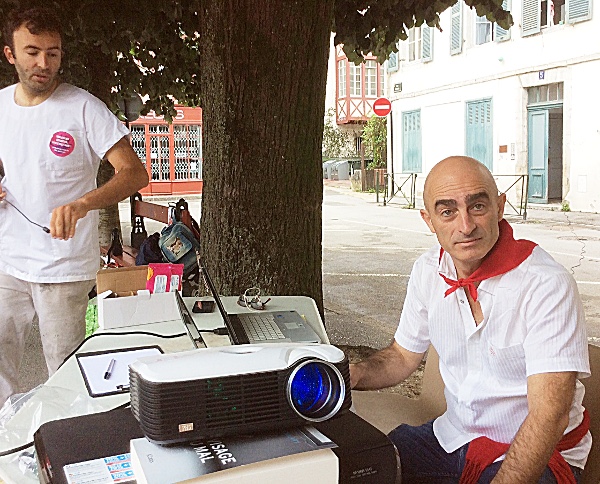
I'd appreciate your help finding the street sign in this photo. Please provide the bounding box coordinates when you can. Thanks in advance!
[373,97,392,117]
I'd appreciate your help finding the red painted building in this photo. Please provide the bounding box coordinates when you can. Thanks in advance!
[130,106,203,196]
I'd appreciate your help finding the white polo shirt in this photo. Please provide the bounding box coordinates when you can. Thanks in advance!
[395,244,591,468]
[0,83,129,283]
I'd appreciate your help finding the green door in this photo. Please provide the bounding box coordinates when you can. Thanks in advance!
[527,109,549,203]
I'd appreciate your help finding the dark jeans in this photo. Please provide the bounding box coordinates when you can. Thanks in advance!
[388,421,582,484]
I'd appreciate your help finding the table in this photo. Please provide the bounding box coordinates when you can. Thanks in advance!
[0,296,328,484]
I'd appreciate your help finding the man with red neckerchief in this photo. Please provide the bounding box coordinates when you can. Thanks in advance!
[350,156,590,483]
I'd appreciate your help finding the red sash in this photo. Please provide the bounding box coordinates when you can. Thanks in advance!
[439,219,537,302]
[459,409,590,484]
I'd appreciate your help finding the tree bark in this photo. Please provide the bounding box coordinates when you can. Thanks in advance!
[199,1,333,316]
[84,45,122,247]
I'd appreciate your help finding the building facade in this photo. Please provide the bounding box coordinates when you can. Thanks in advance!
[130,106,203,196]
[386,0,597,212]
[325,39,385,154]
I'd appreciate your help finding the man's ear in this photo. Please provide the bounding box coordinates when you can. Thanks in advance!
[3,46,15,65]
[497,192,507,221]
[420,209,436,234]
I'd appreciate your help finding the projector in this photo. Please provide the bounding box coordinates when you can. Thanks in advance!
[129,343,352,445]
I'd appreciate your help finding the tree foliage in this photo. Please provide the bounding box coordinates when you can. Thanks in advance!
[362,115,387,169]
[0,0,201,117]
[0,0,513,108]
[0,0,515,313]
[322,108,356,159]
[334,0,513,64]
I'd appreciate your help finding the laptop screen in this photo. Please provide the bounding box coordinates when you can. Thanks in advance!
[196,257,236,334]
[174,290,205,348]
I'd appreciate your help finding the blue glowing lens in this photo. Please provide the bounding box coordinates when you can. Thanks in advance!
[289,361,343,421]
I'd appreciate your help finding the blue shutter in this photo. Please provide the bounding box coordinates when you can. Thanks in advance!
[522,0,541,36]
[567,0,592,23]
[402,110,422,173]
[422,26,433,62]
[387,51,399,72]
[465,100,493,170]
[495,0,511,41]
[450,2,463,55]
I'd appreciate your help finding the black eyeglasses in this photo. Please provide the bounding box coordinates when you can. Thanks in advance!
[237,287,271,310]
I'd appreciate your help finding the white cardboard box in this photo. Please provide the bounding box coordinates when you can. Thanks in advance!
[96,266,179,330]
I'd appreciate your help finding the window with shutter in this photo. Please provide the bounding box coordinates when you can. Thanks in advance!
[567,0,592,23]
[495,0,511,41]
[365,60,378,97]
[387,51,398,72]
[475,15,494,44]
[402,110,422,173]
[543,0,566,25]
[466,99,493,170]
[450,1,463,55]
[522,0,541,36]
[338,60,346,98]
[422,26,433,62]
[408,27,422,61]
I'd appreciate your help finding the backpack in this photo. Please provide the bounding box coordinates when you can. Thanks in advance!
[135,233,164,266]
[158,220,201,276]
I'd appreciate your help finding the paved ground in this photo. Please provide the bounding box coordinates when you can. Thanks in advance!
[18,180,600,394]
[321,179,600,350]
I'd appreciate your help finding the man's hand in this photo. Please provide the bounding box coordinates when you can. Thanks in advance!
[50,199,89,239]
[0,159,5,202]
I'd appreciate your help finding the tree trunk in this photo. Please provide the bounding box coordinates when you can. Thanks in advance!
[96,160,121,246]
[199,1,333,317]
[85,46,122,247]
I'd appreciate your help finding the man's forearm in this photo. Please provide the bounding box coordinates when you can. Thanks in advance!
[351,342,424,390]
[492,410,568,483]
[78,164,148,212]
[492,371,576,483]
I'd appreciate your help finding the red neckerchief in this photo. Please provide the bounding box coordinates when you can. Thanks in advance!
[459,409,590,484]
[439,219,537,302]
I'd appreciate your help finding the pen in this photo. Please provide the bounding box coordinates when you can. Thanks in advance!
[104,358,116,380]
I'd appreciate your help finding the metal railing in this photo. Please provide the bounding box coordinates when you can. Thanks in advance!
[377,173,417,208]
[494,174,529,220]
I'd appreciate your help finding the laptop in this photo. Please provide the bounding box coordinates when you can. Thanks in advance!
[198,260,322,345]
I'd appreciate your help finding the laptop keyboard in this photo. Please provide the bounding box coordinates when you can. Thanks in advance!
[241,314,286,341]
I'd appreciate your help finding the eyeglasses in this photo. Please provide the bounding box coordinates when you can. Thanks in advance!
[237,287,271,310]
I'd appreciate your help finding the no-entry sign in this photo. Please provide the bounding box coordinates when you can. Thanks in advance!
[373,97,392,117]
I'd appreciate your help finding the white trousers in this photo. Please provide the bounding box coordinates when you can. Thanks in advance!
[0,270,95,407]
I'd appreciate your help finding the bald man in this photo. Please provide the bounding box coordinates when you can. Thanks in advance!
[350,156,590,483]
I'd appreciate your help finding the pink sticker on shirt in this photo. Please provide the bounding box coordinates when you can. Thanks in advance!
[49,131,75,157]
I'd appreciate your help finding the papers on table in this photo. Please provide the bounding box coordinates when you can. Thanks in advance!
[76,346,162,397]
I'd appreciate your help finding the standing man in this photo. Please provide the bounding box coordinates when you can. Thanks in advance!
[351,156,590,483]
[0,7,149,406]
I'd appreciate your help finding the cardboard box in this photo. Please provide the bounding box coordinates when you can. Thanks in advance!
[96,266,179,330]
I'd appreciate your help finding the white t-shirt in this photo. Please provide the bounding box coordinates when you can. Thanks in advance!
[395,244,591,468]
[0,83,129,283]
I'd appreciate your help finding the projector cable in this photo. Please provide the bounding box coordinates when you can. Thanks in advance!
[57,330,187,371]
[199,327,229,335]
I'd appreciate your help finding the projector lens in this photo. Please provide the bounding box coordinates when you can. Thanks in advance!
[287,360,345,422]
